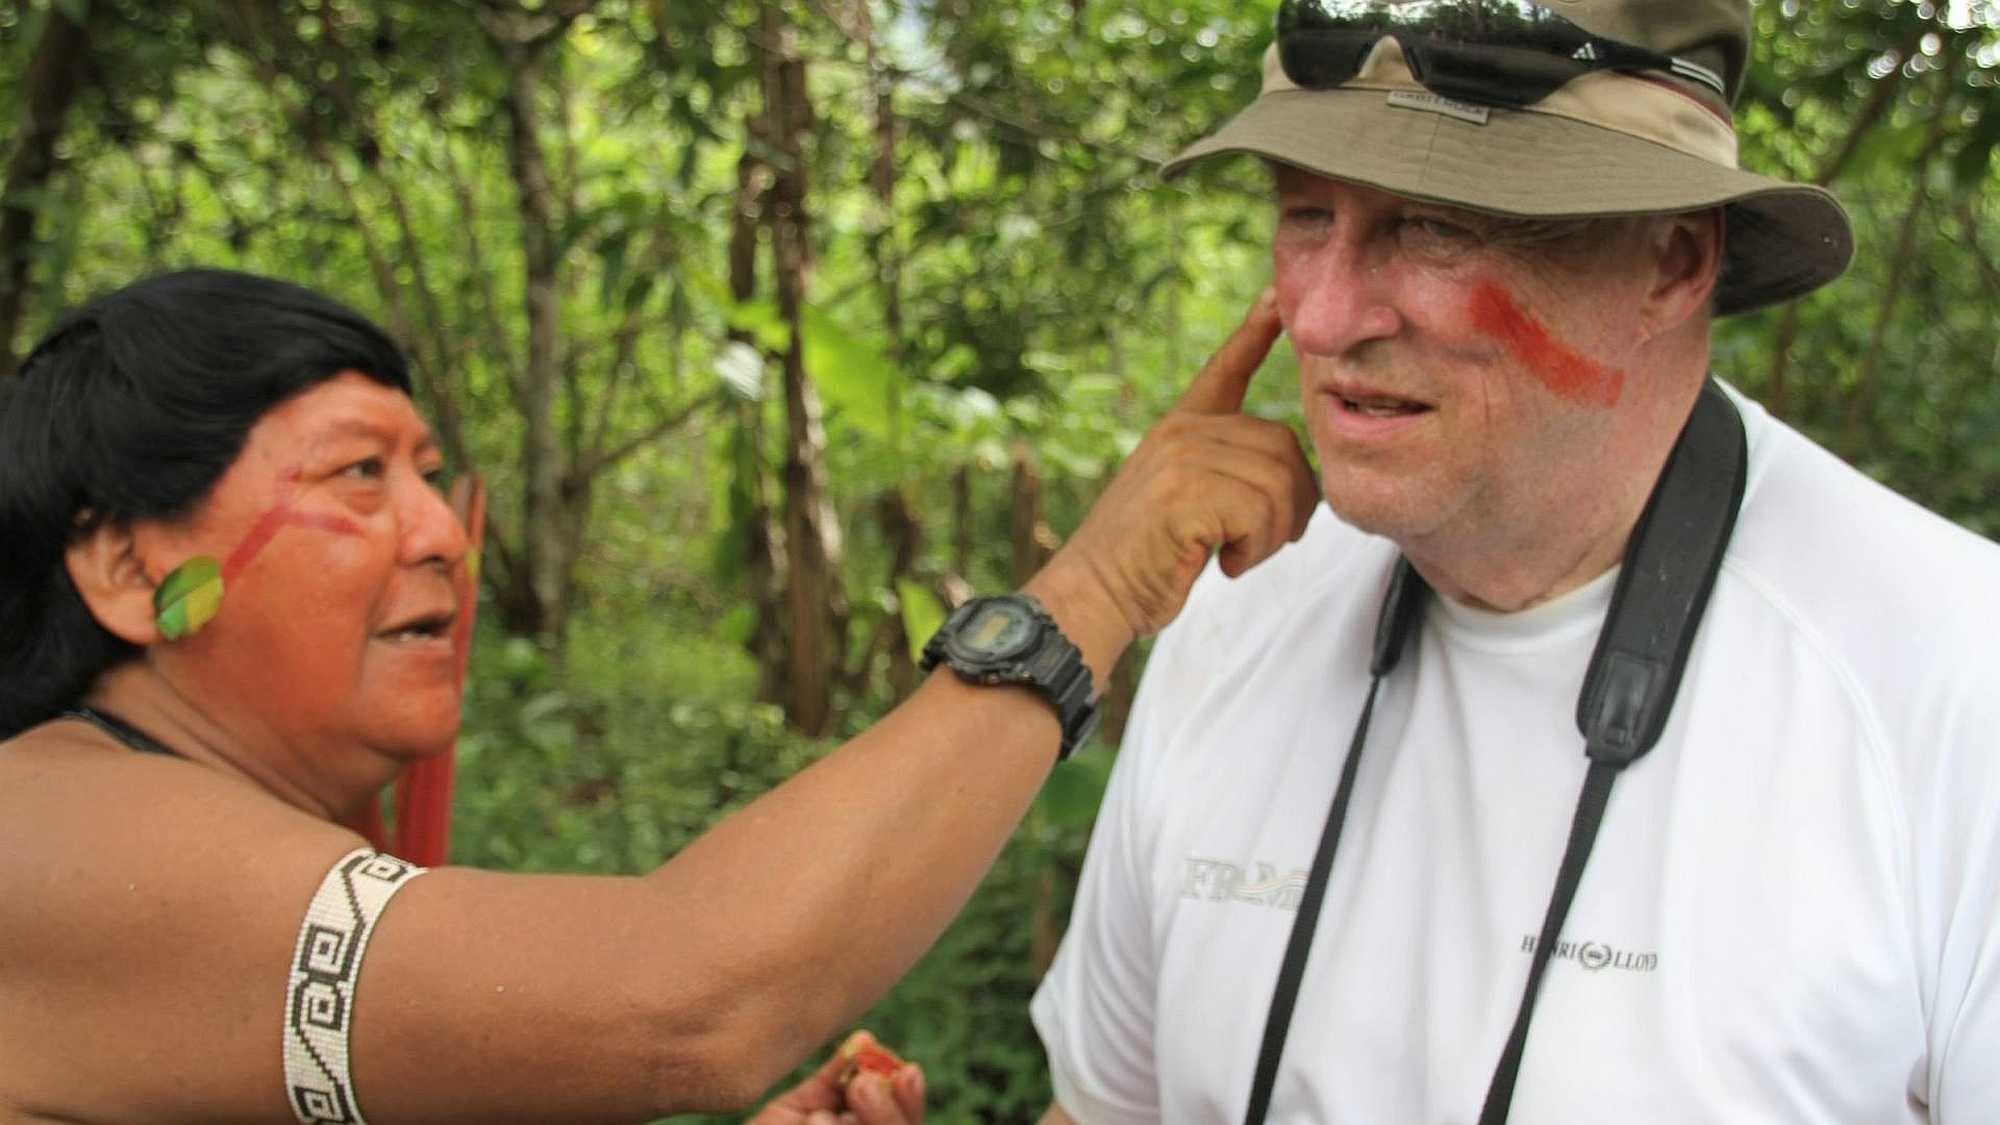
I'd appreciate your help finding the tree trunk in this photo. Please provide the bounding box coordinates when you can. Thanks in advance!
[0,4,93,375]
[438,130,530,614]
[318,137,414,348]
[1009,443,1056,586]
[938,464,975,608]
[1096,640,1144,748]
[373,160,470,473]
[498,42,571,643]
[730,143,789,706]
[440,133,521,378]
[763,2,846,737]
[952,465,974,577]
[865,6,902,355]
[877,487,923,699]
[858,6,922,701]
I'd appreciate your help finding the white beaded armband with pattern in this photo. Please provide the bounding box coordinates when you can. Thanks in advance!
[282,848,427,1125]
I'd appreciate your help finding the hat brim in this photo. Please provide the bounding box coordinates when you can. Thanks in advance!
[1164,89,1853,316]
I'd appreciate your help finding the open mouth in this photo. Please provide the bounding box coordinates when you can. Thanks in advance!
[1336,392,1431,418]
[379,612,454,643]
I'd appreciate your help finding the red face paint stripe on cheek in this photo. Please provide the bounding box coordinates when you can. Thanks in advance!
[221,506,294,583]
[218,469,364,583]
[1467,281,1625,409]
[221,511,366,582]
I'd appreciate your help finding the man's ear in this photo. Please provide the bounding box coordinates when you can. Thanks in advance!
[1639,208,1725,339]
[65,520,166,647]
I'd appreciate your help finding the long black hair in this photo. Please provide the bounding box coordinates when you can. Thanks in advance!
[0,269,411,739]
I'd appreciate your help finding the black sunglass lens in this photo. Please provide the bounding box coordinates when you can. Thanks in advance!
[1278,29,1377,90]
[1412,41,1573,107]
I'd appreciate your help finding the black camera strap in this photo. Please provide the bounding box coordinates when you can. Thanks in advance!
[1241,382,1748,1125]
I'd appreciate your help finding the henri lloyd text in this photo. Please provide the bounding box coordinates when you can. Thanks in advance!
[1520,934,1660,974]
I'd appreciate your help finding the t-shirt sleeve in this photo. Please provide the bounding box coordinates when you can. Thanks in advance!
[1923,671,2000,1121]
[1934,953,2000,1120]
[1032,608,1204,1124]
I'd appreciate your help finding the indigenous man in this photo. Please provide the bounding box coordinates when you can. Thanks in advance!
[1032,2,2000,1122]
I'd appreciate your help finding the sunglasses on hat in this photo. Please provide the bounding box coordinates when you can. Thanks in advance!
[1276,0,1727,108]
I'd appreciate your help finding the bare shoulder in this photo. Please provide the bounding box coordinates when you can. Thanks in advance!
[0,723,708,1121]
[0,721,362,915]
[0,722,362,1121]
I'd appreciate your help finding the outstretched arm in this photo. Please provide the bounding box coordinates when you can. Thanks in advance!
[0,293,1314,1124]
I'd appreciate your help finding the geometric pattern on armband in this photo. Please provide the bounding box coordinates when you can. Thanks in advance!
[282,848,427,1125]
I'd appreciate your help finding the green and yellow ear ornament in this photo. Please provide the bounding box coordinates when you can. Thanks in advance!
[154,556,224,641]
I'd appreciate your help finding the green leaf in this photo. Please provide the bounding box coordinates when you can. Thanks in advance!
[897,580,947,664]
[153,556,223,641]
[718,603,758,646]
[802,305,897,439]
[724,299,792,354]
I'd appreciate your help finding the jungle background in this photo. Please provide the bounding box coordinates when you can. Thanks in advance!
[3,0,1996,1118]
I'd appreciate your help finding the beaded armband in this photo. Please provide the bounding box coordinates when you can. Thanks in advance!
[283,848,427,1124]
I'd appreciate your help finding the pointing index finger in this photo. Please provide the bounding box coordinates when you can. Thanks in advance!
[1175,287,1283,416]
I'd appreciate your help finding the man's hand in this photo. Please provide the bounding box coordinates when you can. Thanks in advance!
[1031,289,1316,663]
[749,1031,924,1125]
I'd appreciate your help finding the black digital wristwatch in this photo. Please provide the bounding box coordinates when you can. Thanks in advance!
[920,593,1100,759]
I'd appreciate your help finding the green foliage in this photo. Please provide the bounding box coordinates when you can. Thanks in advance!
[4,0,1996,1118]
[897,579,947,662]
[453,614,808,877]
[1718,1,2000,535]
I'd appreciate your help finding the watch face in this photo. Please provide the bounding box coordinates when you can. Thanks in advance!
[960,601,1036,659]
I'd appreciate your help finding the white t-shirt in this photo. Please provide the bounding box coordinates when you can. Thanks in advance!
[1033,392,2000,1123]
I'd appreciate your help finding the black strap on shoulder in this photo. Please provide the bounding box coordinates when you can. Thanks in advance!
[1574,384,1749,768]
[1243,382,1747,1125]
[64,706,184,758]
[1476,382,1746,1122]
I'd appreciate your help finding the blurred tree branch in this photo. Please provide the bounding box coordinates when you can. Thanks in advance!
[0,2,94,374]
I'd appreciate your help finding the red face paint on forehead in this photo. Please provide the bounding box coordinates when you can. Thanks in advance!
[1467,281,1625,409]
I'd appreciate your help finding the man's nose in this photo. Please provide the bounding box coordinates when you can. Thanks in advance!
[1281,229,1402,358]
[400,476,469,570]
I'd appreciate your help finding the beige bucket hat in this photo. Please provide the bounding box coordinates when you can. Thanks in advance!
[1164,0,1854,316]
